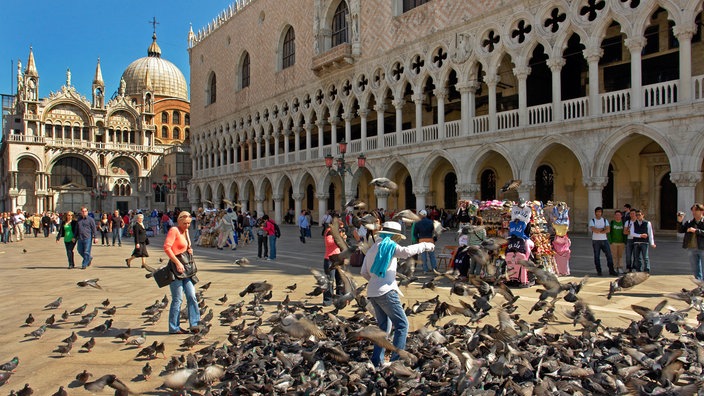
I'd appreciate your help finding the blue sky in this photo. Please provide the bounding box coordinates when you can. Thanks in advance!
[0,0,232,100]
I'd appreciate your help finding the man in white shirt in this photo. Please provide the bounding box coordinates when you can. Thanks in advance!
[629,209,656,272]
[590,206,616,276]
[13,209,25,241]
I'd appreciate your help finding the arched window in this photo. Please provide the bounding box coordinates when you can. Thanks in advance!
[162,112,169,124]
[602,163,615,209]
[207,72,217,105]
[444,172,457,209]
[173,127,180,140]
[184,114,190,125]
[535,165,554,203]
[403,0,430,13]
[161,126,169,138]
[481,169,496,201]
[282,26,296,69]
[173,111,181,125]
[332,1,349,47]
[241,52,250,89]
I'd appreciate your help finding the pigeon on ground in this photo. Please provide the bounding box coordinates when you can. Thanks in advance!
[234,257,250,267]
[83,374,133,393]
[60,310,69,321]
[62,332,78,344]
[70,304,88,315]
[0,372,12,386]
[81,337,96,352]
[0,356,19,372]
[24,313,34,326]
[75,369,92,383]
[44,297,62,309]
[142,362,152,379]
[239,281,273,297]
[54,341,73,356]
[77,278,102,289]
[104,306,117,315]
[286,283,297,292]
[16,383,33,396]
[199,282,212,291]
[608,271,650,300]
[127,332,147,347]
[275,314,326,339]
[370,177,398,191]
[218,294,228,304]
[101,299,110,308]
[45,314,56,326]
[51,386,68,396]
[24,325,47,339]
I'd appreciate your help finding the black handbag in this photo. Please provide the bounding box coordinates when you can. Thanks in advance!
[169,229,199,283]
[144,237,150,245]
[152,265,175,288]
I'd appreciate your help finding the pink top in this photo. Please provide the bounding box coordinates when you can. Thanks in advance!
[164,227,189,256]
[263,220,276,236]
[324,228,340,259]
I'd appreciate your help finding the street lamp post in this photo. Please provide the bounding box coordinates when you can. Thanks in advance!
[324,140,366,213]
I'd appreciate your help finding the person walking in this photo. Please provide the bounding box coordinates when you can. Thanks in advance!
[99,213,110,246]
[629,209,656,272]
[322,220,345,306]
[125,213,149,268]
[263,215,278,259]
[590,206,616,276]
[298,210,309,243]
[607,210,626,274]
[41,212,52,237]
[2,213,12,243]
[360,221,435,367]
[678,203,704,280]
[76,207,97,269]
[109,210,124,247]
[413,209,438,273]
[256,217,268,259]
[623,209,637,272]
[56,211,78,269]
[30,212,41,237]
[164,211,200,334]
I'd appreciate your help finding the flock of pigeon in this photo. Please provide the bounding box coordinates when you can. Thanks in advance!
[3,186,704,394]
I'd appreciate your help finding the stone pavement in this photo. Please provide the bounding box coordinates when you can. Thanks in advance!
[0,225,696,393]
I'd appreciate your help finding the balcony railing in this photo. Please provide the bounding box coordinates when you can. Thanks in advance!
[5,135,166,153]
[528,103,553,125]
[563,97,588,120]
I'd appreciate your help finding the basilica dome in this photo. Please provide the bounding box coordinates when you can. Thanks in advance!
[120,34,188,101]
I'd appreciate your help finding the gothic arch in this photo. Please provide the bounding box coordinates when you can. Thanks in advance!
[416,150,460,187]
[467,143,518,183]
[592,123,678,177]
[43,100,93,125]
[524,135,589,181]
[13,152,44,172]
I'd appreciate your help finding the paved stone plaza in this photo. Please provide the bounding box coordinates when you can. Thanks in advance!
[0,225,696,393]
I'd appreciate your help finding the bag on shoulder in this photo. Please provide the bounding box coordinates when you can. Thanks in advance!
[144,237,150,245]
[152,265,175,288]
[274,223,281,238]
[170,251,198,282]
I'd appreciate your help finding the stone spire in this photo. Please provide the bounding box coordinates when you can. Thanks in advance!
[93,57,104,85]
[144,65,153,91]
[188,23,196,48]
[147,33,162,58]
[25,46,38,77]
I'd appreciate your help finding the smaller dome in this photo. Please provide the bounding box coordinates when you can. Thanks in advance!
[120,34,188,100]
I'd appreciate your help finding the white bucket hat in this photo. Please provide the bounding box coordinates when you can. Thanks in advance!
[378,221,406,239]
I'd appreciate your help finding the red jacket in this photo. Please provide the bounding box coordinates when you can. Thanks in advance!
[263,220,276,236]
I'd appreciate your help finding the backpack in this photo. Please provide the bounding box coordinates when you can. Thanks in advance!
[274,223,281,238]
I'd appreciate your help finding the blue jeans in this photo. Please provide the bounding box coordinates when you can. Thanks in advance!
[112,227,122,246]
[625,239,635,270]
[322,258,343,305]
[420,250,437,272]
[64,240,76,268]
[168,277,200,333]
[76,238,93,268]
[633,243,650,272]
[2,228,9,243]
[369,290,408,367]
[592,240,614,273]
[268,235,277,259]
[689,249,704,280]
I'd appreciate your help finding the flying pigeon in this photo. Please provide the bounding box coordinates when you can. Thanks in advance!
[500,179,521,192]
[77,278,102,289]
[370,177,398,191]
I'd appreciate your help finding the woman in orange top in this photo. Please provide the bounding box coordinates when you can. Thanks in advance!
[163,211,200,334]
[322,216,345,306]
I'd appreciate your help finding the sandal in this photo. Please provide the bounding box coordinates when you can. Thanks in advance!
[125,259,130,268]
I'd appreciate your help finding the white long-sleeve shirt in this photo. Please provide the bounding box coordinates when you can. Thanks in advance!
[361,240,434,298]
[629,220,655,246]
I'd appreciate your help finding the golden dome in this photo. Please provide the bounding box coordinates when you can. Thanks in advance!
[120,34,188,100]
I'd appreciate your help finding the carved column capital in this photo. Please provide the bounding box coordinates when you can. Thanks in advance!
[625,36,647,52]
[374,189,390,198]
[584,47,603,63]
[546,58,565,73]
[583,177,609,190]
[272,194,283,201]
[316,193,329,200]
[670,171,703,188]
[512,66,531,80]
[373,104,387,113]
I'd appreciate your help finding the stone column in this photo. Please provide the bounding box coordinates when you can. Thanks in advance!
[358,109,368,151]
[247,139,253,163]
[316,121,325,158]
[293,126,301,161]
[304,123,313,159]
[516,182,534,203]
[393,98,404,135]
[485,73,499,131]
[674,26,695,102]
[434,88,447,137]
[413,94,425,139]
[255,198,264,218]
[375,189,389,212]
[292,193,304,222]
[547,58,565,122]
[585,47,602,116]
[329,117,339,149]
[272,194,283,224]
[317,193,328,226]
[414,187,430,211]
[513,66,531,126]
[342,113,352,144]
[283,129,290,161]
[625,37,646,110]
[458,82,478,135]
[671,171,703,215]
[374,104,386,148]
[584,177,608,224]
[264,134,271,163]
[273,131,280,165]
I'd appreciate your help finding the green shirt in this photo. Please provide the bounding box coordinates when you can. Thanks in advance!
[608,220,625,243]
[63,223,74,243]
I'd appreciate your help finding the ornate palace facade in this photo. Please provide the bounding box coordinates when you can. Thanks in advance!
[1,34,192,214]
[189,0,704,231]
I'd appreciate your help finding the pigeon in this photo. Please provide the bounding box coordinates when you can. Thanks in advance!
[60,310,69,321]
[16,383,33,396]
[500,179,521,192]
[44,297,62,309]
[62,332,78,344]
[162,365,225,391]
[0,356,19,372]
[51,386,68,396]
[24,325,47,339]
[239,281,273,297]
[392,209,420,224]
[286,283,297,292]
[345,198,366,209]
[136,341,158,359]
[45,314,56,326]
[81,337,96,352]
[101,298,110,308]
[608,271,650,299]
[23,313,34,326]
[370,177,398,191]
[83,374,133,394]
[75,369,92,383]
[127,332,147,347]
[234,257,250,267]
[77,278,102,289]
[0,372,12,386]
[54,341,73,356]
[199,282,212,291]
[91,319,113,333]
[70,304,88,315]
[142,362,153,379]
[104,306,117,316]
[218,294,228,304]
[275,314,326,339]
[22,248,27,254]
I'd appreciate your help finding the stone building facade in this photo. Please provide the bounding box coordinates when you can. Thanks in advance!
[1,34,191,215]
[188,0,704,231]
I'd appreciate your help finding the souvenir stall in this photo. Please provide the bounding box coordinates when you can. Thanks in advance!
[527,201,558,276]
[551,202,571,276]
